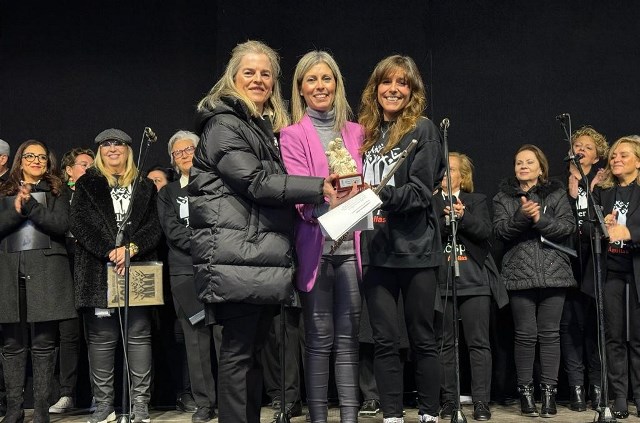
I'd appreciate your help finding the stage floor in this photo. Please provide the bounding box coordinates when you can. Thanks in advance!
[37,402,639,422]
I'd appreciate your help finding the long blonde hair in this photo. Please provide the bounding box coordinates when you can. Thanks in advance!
[197,40,289,132]
[94,145,138,188]
[358,55,427,154]
[598,137,640,189]
[290,50,352,132]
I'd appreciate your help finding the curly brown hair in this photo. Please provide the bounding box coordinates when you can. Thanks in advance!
[571,125,608,159]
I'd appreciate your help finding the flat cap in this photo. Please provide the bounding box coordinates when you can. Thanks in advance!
[0,139,9,155]
[94,128,132,145]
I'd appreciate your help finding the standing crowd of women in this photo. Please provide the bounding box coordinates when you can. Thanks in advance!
[1,39,640,423]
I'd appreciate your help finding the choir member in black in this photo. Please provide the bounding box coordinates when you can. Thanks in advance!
[435,152,508,421]
[71,129,161,423]
[48,147,95,414]
[0,140,76,423]
[157,130,218,423]
[562,126,608,412]
[583,136,640,419]
[493,144,576,418]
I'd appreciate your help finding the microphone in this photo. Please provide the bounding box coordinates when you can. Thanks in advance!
[555,113,570,121]
[564,153,584,162]
[144,127,158,142]
[440,118,450,130]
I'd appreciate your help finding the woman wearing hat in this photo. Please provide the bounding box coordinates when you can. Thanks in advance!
[71,128,161,423]
[0,139,76,423]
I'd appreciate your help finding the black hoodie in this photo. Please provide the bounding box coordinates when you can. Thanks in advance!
[360,117,445,268]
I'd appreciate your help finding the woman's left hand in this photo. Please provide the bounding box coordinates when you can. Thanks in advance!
[444,198,465,219]
[108,245,137,267]
[609,224,631,243]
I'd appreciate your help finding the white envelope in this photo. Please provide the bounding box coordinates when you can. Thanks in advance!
[318,189,382,240]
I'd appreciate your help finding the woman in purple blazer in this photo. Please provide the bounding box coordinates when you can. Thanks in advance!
[280,50,364,423]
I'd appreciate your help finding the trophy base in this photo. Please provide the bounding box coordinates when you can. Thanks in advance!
[333,173,364,192]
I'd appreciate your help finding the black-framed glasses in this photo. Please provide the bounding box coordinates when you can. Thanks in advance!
[100,140,127,148]
[22,153,48,163]
[171,146,196,159]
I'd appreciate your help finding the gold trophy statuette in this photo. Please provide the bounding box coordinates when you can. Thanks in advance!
[326,137,364,192]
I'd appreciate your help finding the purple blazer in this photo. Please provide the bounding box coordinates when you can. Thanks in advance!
[280,114,364,292]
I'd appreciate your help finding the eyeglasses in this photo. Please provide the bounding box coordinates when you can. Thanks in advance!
[171,146,196,159]
[100,140,127,148]
[73,162,92,169]
[22,153,48,163]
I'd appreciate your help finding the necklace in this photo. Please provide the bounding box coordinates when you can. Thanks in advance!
[380,122,393,139]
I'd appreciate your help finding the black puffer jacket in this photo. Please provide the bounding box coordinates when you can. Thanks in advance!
[493,178,576,291]
[188,96,325,306]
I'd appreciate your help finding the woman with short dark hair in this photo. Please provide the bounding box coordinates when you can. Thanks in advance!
[493,144,576,418]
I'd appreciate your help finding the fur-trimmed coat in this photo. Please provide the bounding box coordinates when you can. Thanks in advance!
[0,182,76,323]
[493,178,577,291]
[70,168,161,309]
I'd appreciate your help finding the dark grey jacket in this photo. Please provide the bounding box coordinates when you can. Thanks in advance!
[493,178,577,291]
[0,182,76,323]
[188,96,325,306]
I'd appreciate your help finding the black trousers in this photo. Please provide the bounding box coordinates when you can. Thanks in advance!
[2,277,58,360]
[559,288,601,387]
[217,305,274,423]
[440,295,492,403]
[56,317,80,397]
[509,288,566,386]
[171,274,220,408]
[364,266,440,418]
[604,271,640,400]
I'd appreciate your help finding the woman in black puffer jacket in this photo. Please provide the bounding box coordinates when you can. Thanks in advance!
[493,144,576,418]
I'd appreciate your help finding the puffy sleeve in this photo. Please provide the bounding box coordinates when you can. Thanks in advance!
[198,116,325,207]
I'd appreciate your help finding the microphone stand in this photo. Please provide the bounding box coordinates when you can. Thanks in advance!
[272,302,290,423]
[440,118,467,423]
[115,128,156,423]
[558,115,614,422]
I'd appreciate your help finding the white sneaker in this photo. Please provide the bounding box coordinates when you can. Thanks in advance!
[419,413,439,422]
[49,396,75,413]
[383,418,404,423]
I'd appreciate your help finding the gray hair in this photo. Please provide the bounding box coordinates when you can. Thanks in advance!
[168,130,199,171]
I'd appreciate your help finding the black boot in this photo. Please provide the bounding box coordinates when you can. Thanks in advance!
[31,351,55,423]
[517,384,538,417]
[0,352,26,423]
[589,385,602,410]
[569,385,587,411]
[540,384,557,418]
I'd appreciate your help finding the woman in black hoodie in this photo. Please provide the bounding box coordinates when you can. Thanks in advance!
[358,55,445,423]
[493,144,576,418]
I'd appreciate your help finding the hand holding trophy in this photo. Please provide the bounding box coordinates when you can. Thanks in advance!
[326,137,364,192]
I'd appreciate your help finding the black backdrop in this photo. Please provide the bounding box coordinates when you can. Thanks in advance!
[2,0,640,197]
